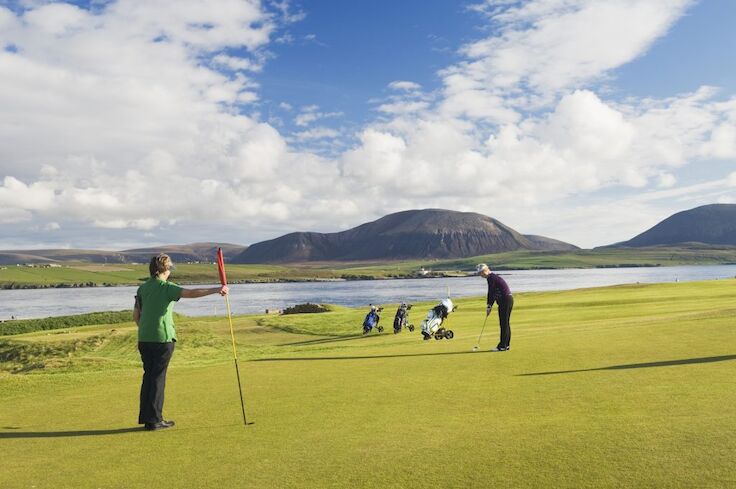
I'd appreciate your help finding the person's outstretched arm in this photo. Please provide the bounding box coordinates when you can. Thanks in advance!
[180,285,229,299]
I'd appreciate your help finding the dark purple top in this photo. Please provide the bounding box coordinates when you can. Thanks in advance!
[486,273,512,307]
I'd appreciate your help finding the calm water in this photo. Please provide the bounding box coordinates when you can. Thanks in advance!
[1,265,735,320]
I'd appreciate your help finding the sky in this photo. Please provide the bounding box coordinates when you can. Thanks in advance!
[1,0,735,250]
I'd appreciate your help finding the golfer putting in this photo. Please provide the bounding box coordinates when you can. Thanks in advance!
[133,253,228,431]
[476,263,513,351]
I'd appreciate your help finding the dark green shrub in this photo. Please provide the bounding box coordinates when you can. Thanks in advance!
[281,303,330,315]
[0,311,135,336]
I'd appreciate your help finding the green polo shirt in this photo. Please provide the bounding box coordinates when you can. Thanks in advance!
[136,277,184,343]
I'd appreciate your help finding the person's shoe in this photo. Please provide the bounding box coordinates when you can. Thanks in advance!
[145,420,175,431]
[491,347,507,352]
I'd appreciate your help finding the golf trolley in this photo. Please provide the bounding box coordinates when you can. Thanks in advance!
[421,298,457,340]
[393,303,415,333]
[362,304,384,335]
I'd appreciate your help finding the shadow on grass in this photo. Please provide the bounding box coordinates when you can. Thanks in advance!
[278,333,380,347]
[0,427,145,438]
[252,349,495,362]
[519,354,736,376]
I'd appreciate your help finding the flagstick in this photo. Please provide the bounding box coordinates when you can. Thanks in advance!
[224,293,248,426]
[217,247,248,426]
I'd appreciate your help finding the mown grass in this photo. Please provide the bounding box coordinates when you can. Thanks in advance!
[1,280,735,488]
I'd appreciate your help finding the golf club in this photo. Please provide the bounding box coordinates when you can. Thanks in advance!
[472,314,490,352]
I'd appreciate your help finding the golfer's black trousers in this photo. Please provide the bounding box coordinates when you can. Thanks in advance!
[497,296,513,349]
[138,341,175,424]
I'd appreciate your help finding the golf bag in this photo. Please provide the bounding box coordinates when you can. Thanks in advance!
[362,305,384,334]
[421,298,456,340]
[393,303,414,333]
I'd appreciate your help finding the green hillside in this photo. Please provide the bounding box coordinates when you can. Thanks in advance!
[2,245,736,289]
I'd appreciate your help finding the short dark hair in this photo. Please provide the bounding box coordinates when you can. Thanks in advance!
[149,254,172,277]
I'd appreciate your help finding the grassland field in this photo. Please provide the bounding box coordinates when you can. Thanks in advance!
[1,279,735,488]
[3,245,736,288]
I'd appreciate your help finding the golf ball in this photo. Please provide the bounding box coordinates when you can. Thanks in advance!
[472,346,478,352]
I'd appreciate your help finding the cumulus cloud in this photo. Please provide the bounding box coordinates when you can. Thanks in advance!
[1,0,735,249]
[327,0,736,247]
[0,177,56,214]
[0,0,350,243]
[457,0,696,99]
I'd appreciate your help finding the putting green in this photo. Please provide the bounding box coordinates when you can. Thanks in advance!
[1,280,735,488]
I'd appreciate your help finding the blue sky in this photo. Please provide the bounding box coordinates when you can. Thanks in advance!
[258,1,477,127]
[614,0,736,97]
[0,0,735,250]
[264,0,736,124]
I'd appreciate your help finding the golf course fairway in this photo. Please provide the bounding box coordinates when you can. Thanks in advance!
[1,280,734,488]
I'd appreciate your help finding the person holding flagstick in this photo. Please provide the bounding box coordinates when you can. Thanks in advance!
[133,253,228,431]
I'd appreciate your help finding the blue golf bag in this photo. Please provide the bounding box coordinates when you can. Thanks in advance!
[362,305,384,334]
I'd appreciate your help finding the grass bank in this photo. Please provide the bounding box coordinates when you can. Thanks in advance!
[0,310,135,336]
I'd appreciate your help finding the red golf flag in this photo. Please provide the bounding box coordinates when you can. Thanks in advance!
[216,247,228,286]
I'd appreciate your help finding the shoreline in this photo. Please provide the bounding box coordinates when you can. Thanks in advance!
[2,266,735,323]
[0,272,473,290]
[0,263,674,290]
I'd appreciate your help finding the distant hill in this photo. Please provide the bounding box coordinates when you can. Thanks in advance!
[234,209,578,263]
[120,243,246,263]
[0,243,246,265]
[611,204,736,247]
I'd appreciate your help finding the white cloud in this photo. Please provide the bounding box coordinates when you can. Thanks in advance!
[294,112,319,127]
[657,173,676,189]
[293,127,339,141]
[212,54,262,72]
[294,105,342,127]
[341,129,407,182]
[0,177,56,213]
[0,0,361,242]
[728,172,736,187]
[388,80,421,91]
[2,0,735,249]
[377,100,429,115]
[326,1,736,248]
[457,0,696,99]
[703,123,736,159]
[93,218,159,230]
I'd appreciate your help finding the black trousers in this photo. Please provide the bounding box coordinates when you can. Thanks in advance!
[138,341,175,424]
[497,296,514,349]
